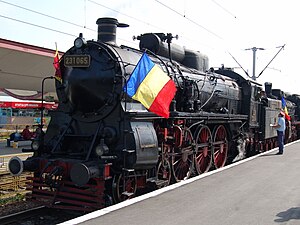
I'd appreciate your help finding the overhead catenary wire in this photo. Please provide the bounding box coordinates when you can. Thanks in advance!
[154,0,223,40]
[0,13,135,47]
[211,0,237,19]
[88,0,168,32]
[257,44,286,79]
[0,1,135,46]
[0,14,77,37]
[0,1,291,94]
[0,0,219,50]
[0,0,94,31]
[88,0,217,49]
[0,0,161,47]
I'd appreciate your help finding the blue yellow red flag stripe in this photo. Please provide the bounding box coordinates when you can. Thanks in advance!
[124,53,176,118]
[281,96,291,121]
[53,47,62,83]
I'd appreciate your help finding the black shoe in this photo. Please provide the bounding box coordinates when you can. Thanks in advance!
[276,152,283,155]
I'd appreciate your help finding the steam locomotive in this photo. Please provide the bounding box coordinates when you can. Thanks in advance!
[8,17,300,212]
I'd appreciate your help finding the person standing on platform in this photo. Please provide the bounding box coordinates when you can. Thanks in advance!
[271,111,286,155]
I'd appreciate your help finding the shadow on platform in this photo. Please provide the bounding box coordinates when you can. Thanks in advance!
[259,152,281,157]
[275,207,300,223]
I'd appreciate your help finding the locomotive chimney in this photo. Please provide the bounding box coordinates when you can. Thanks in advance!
[96,17,129,44]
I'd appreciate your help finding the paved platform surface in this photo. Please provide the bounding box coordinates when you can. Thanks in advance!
[0,140,31,155]
[60,140,300,225]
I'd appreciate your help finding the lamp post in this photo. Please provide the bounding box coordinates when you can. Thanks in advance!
[245,47,265,81]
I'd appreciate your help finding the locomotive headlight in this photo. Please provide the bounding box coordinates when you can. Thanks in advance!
[74,37,86,49]
[95,145,104,156]
[95,139,109,156]
[31,140,40,151]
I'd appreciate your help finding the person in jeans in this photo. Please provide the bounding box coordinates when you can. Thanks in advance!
[271,111,286,155]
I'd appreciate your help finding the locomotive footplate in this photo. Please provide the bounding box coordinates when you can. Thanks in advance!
[170,111,248,120]
[126,111,248,122]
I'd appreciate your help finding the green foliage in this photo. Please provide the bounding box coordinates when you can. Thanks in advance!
[0,193,25,205]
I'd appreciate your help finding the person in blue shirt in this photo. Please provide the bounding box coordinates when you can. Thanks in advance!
[271,111,286,155]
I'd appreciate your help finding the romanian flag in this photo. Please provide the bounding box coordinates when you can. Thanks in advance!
[281,96,291,121]
[124,53,176,118]
[53,47,62,83]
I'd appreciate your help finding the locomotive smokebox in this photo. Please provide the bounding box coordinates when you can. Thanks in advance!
[96,17,129,44]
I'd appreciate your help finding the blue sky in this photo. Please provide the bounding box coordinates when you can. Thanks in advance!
[1,0,299,94]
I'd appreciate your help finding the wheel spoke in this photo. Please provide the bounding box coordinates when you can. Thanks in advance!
[171,126,194,182]
[194,126,212,174]
[157,159,171,186]
[112,173,137,203]
[213,125,228,169]
[173,157,181,166]
[156,144,172,188]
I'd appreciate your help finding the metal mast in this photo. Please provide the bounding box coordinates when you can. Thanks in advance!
[245,47,265,81]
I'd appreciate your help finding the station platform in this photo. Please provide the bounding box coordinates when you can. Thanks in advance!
[60,140,300,225]
[0,140,30,155]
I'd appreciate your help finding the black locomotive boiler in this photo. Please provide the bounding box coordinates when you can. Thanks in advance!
[8,17,300,212]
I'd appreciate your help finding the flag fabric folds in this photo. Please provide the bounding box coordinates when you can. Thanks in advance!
[124,53,176,118]
[281,96,291,121]
[53,47,62,83]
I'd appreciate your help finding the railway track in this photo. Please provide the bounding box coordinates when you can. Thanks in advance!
[0,206,84,225]
[0,206,45,225]
[0,152,84,224]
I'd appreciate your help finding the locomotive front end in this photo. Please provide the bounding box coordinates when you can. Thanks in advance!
[61,18,127,119]
[8,17,162,211]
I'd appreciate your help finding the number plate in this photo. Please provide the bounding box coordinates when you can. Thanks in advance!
[64,55,90,67]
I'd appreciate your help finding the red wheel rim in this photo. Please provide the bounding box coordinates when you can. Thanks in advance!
[112,173,137,203]
[171,127,194,182]
[195,125,212,174]
[213,125,228,168]
[157,159,172,187]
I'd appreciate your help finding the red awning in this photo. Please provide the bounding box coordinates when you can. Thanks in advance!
[0,101,57,109]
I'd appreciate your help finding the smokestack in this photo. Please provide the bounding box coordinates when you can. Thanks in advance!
[96,17,129,44]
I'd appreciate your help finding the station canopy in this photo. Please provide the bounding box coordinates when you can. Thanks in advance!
[0,94,57,110]
[0,101,57,110]
[0,38,64,101]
